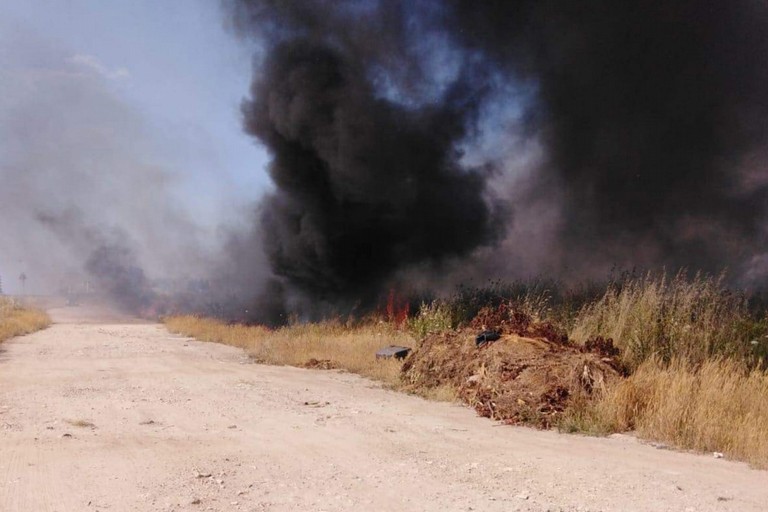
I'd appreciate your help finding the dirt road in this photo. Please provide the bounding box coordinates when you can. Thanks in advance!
[1,308,766,512]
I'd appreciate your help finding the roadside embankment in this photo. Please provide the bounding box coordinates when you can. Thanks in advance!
[166,273,768,469]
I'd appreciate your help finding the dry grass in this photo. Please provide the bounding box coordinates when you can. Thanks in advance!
[417,383,460,403]
[562,357,768,468]
[569,272,766,372]
[0,297,51,343]
[165,315,415,387]
[560,274,768,466]
[408,301,454,339]
[166,273,768,466]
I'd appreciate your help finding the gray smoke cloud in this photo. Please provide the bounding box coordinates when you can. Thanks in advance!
[228,0,768,311]
[229,0,507,313]
[0,23,212,310]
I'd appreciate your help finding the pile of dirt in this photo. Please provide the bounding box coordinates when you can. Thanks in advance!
[469,303,569,344]
[402,309,622,427]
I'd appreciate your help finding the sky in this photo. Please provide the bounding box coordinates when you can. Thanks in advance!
[0,0,270,293]
[3,0,269,205]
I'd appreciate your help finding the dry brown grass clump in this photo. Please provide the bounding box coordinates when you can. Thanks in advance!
[0,298,51,343]
[165,315,414,386]
[556,273,768,467]
[569,272,766,372]
[562,357,768,468]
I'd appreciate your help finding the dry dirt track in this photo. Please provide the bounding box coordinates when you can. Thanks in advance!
[1,308,767,512]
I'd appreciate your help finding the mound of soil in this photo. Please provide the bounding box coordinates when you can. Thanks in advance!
[469,303,569,344]
[402,330,620,428]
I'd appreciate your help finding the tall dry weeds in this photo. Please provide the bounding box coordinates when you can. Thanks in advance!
[165,316,413,386]
[408,301,454,339]
[569,272,767,371]
[574,357,768,468]
[0,297,50,342]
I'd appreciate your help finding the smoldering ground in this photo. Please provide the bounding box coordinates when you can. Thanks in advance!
[227,0,768,315]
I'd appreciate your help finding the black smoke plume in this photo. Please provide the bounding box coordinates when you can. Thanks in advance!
[231,1,504,307]
[448,1,768,275]
[230,0,768,308]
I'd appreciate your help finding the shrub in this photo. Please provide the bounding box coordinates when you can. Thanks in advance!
[407,300,454,339]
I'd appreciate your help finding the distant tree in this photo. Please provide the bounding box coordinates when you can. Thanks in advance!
[19,273,27,295]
